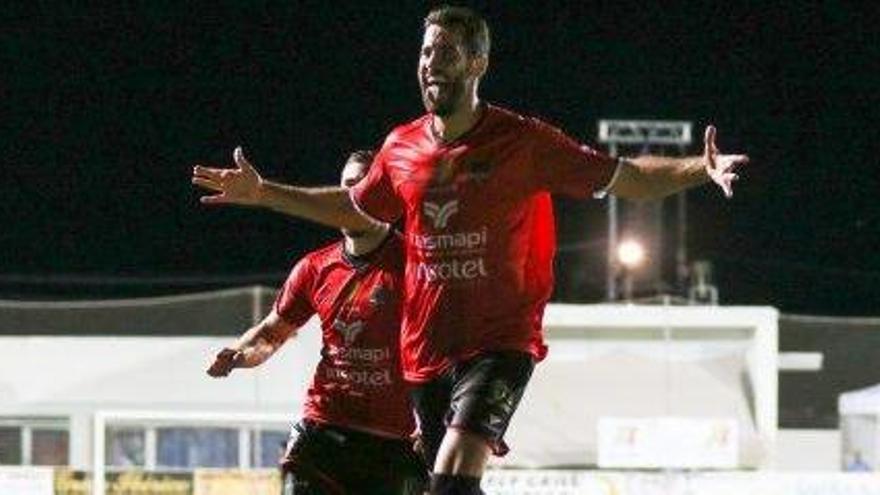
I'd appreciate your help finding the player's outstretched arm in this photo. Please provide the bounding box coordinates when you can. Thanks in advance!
[192,147,379,231]
[608,125,749,201]
[206,310,297,377]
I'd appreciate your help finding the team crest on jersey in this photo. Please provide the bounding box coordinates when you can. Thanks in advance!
[332,319,365,345]
[430,156,457,186]
[462,160,491,182]
[369,285,390,307]
[423,199,459,229]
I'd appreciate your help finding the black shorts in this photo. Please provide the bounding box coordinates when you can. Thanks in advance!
[280,419,428,495]
[410,351,535,468]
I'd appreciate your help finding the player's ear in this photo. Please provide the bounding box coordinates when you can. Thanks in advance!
[469,54,488,79]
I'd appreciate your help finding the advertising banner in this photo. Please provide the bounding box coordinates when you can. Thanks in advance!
[54,470,192,495]
[483,470,880,495]
[193,469,281,495]
[598,417,738,469]
[0,467,53,495]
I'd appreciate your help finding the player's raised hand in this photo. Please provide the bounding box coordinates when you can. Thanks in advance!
[206,347,244,377]
[703,125,749,198]
[192,147,264,206]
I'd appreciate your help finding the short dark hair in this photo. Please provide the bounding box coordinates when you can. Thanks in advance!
[346,149,375,166]
[424,5,490,57]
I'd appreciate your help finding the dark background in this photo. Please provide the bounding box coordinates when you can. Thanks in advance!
[3,1,879,315]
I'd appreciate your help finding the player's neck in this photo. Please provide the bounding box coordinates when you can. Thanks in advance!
[431,97,483,144]
[343,224,391,257]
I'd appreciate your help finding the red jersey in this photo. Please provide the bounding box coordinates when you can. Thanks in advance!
[274,233,413,439]
[351,105,617,382]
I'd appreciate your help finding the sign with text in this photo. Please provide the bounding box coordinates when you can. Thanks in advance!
[193,469,280,495]
[53,470,192,495]
[597,417,739,468]
[0,467,53,495]
[483,471,880,495]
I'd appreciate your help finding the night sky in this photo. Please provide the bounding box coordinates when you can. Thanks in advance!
[3,2,878,315]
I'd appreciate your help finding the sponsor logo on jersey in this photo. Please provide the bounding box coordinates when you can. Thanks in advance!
[326,368,392,387]
[423,199,459,229]
[327,345,391,364]
[413,257,489,282]
[409,228,488,253]
[332,319,364,345]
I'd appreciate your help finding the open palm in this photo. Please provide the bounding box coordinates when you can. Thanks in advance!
[192,147,263,206]
[704,125,749,198]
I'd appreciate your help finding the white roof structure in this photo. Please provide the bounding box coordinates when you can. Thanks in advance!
[839,384,880,415]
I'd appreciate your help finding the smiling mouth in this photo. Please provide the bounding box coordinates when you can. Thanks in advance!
[424,81,451,94]
[423,74,450,86]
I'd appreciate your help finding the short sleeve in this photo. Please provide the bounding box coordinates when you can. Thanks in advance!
[349,139,405,223]
[528,118,619,198]
[274,257,317,328]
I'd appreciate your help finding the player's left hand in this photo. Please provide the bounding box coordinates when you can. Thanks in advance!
[409,430,425,458]
[704,125,749,198]
[207,347,244,377]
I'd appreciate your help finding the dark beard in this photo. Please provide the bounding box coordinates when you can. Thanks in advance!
[421,80,464,117]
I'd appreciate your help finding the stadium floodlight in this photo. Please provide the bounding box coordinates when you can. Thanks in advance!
[617,239,646,269]
[598,119,693,302]
[617,239,646,302]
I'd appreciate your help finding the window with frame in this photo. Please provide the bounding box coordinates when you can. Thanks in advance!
[0,426,22,464]
[101,421,289,470]
[105,427,146,468]
[0,417,69,466]
[252,429,289,468]
[156,427,239,469]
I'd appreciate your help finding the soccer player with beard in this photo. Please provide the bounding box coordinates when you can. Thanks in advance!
[205,150,426,494]
[193,7,748,494]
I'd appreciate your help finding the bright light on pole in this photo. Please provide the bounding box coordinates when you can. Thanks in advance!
[617,239,646,269]
[617,239,645,302]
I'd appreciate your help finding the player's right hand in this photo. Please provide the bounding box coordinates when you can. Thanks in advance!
[207,347,244,377]
[192,147,264,206]
[703,125,748,199]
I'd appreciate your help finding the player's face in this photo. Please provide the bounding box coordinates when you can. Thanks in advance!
[340,158,369,190]
[418,24,472,117]
[340,158,370,238]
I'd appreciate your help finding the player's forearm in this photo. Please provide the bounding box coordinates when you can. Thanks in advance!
[227,326,278,368]
[256,181,376,231]
[231,337,277,368]
[612,155,709,200]
[228,317,294,368]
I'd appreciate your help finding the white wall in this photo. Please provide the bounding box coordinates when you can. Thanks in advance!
[0,324,322,416]
[495,304,779,469]
[0,322,323,469]
[775,429,841,471]
[1,304,787,470]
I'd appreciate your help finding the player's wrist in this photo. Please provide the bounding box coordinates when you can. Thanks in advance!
[694,156,712,182]
[252,179,268,206]
[220,346,243,360]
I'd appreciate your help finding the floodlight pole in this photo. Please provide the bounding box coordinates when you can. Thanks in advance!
[606,142,619,302]
[597,120,692,301]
